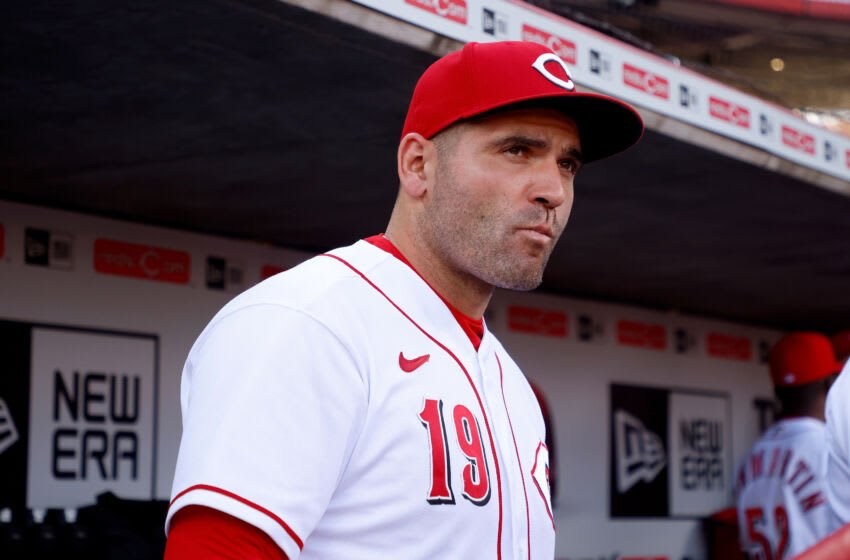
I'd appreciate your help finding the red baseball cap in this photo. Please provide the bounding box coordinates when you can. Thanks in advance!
[768,332,842,387]
[832,330,850,362]
[401,41,644,163]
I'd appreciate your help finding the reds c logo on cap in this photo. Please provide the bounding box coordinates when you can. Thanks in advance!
[531,53,575,91]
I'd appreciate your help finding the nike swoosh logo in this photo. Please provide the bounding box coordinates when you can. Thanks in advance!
[398,352,430,373]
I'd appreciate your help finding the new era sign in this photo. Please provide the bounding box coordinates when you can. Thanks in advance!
[611,383,731,518]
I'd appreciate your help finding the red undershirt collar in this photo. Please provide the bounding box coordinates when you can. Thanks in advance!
[365,235,485,351]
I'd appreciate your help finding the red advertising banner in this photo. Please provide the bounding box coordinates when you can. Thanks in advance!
[707,332,752,361]
[709,96,751,129]
[405,0,468,24]
[508,305,568,337]
[781,125,816,155]
[93,238,191,284]
[617,320,667,350]
[521,23,577,64]
[623,63,670,100]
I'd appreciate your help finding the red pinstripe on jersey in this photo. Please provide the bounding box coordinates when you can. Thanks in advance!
[321,252,505,559]
[496,353,533,560]
[170,483,304,550]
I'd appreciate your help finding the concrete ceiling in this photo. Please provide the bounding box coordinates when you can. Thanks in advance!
[2,0,850,332]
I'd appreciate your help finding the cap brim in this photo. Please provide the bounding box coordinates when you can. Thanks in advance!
[562,94,645,163]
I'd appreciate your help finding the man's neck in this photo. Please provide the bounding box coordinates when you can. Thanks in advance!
[384,229,493,319]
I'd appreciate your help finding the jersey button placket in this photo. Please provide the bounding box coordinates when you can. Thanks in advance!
[479,348,524,558]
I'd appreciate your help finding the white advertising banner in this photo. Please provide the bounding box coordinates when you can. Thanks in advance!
[26,327,158,508]
[668,391,732,516]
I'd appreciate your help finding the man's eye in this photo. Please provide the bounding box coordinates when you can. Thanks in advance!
[560,159,580,174]
[505,145,527,156]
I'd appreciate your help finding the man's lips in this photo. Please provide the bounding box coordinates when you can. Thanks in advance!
[519,225,554,238]
[517,225,554,243]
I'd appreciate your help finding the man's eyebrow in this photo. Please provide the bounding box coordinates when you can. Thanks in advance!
[489,135,584,164]
[560,147,585,164]
[489,135,548,150]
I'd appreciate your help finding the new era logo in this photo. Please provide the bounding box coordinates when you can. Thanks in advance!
[24,227,73,269]
[0,398,19,456]
[482,8,508,37]
[615,410,666,493]
[589,49,611,78]
[679,85,697,109]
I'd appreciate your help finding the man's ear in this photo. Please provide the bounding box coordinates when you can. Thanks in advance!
[398,132,434,198]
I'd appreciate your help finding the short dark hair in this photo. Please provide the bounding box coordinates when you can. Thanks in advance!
[774,373,838,417]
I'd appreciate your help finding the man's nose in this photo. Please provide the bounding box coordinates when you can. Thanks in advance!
[529,159,569,209]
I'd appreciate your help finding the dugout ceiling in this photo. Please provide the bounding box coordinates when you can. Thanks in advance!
[2,0,850,332]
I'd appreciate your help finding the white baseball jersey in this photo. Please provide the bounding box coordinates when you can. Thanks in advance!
[166,239,555,559]
[825,360,850,530]
[734,417,831,559]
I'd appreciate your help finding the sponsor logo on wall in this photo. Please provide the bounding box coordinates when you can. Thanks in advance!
[405,0,468,24]
[679,84,698,110]
[94,238,190,284]
[824,140,836,163]
[521,24,577,64]
[708,96,750,128]
[616,320,667,350]
[577,313,605,343]
[673,327,697,354]
[781,125,815,155]
[482,7,509,38]
[589,49,612,79]
[508,305,567,337]
[622,63,670,99]
[611,383,730,518]
[759,113,773,137]
[0,321,158,510]
[706,332,752,361]
[24,227,74,269]
[205,256,245,291]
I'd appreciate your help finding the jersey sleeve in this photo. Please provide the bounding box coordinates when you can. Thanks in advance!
[166,304,368,559]
[826,364,850,530]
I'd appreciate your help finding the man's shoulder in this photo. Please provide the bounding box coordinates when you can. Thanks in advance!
[223,240,390,312]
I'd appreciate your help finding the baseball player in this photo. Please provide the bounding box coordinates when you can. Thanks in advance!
[164,41,642,559]
[734,332,840,559]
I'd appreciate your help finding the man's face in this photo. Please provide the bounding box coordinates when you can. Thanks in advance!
[419,107,581,291]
